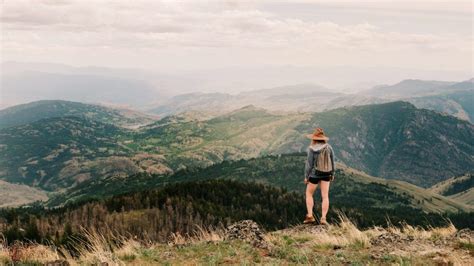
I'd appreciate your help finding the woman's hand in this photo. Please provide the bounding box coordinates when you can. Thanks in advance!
[304,178,309,184]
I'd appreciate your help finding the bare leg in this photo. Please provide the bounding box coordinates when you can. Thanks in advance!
[319,181,330,220]
[305,182,318,216]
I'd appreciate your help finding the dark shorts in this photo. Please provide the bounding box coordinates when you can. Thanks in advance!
[308,176,331,184]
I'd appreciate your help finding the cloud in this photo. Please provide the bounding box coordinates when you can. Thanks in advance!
[1,0,472,71]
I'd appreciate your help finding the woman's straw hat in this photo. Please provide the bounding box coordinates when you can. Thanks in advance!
[306,127,329,141]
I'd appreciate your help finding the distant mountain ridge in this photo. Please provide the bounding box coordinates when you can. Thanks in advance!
[364,79,474,122]
[148,79,474,122]
[149,83,345,116]
[362,79,456,98]
[0,100,158,129]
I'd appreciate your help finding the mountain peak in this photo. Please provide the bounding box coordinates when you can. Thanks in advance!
[0,99,157,129]
[237,104,260,111]
[225,104,270,116]
[393,79,451,87]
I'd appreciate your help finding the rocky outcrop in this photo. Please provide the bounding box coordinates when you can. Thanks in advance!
[370,232,415,246]
[224,220,268,249]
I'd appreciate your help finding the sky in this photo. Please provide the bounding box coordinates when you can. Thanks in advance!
[1,0,473,78]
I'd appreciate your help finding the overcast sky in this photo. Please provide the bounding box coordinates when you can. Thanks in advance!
[1,0,473,76]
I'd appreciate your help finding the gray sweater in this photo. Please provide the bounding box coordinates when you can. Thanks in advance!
[304,143,335,178]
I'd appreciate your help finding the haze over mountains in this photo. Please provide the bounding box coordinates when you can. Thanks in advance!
[2,62,472,118]
[151,79,474,122]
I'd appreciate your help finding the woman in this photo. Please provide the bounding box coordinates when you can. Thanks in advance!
[303,128,335,225]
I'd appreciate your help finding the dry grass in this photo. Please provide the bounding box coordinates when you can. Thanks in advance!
[268,214,370,251]
[0,241,60,264]
[169,225,223,246]
[1,217,471,265]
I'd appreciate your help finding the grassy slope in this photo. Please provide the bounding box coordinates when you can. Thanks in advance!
[131,106,308,169]
[429,174,474,206]
[449,188,474,206]
[0,180,48,207]
[339,165,471,213]
[429,174,472,195]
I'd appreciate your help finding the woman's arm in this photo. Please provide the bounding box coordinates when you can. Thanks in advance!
[304,147,315,179]
[330,145,335,175]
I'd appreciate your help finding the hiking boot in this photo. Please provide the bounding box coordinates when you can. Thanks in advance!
[320,217,328,225]
[303,215,316,224]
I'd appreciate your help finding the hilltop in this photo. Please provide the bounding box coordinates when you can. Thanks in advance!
[1,218,472,265]
[0,99,158,129]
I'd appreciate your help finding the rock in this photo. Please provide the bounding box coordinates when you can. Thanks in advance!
[224,220,268,249]
[370,232,414,246]
[370,253,382,260]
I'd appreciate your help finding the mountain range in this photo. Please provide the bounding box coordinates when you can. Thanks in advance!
[3,62,472,122]
[0,100,472,205]
[148,79,474,123]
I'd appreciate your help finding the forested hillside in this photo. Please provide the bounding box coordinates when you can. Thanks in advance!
[2,179,472,249]
[1,180,302,245]
[0,116,134,189]
[47,153,471,217]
